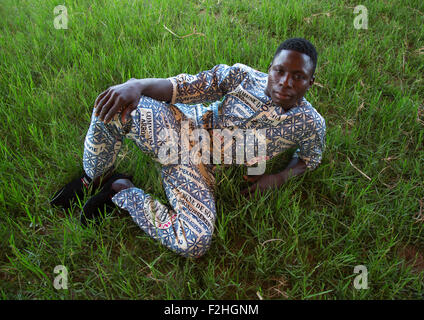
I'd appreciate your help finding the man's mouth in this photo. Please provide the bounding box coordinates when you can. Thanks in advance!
[274,90,293,100]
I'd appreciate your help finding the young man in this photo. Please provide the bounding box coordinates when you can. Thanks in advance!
[50,38,326,258]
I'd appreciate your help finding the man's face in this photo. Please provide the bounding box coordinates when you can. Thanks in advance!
[265,49,315,109]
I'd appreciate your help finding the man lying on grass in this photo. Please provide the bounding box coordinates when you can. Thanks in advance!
[50,37,326,258]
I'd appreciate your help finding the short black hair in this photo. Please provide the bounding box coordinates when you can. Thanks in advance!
[271,38,318,76]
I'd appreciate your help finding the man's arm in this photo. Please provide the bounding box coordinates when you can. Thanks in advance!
[241,115,326,197]
[94,78,173,124]
[276,156,308,182]
[240,157,307,196]
[134,78,173,102]
[168,63,247,105]
[94,63,247,124]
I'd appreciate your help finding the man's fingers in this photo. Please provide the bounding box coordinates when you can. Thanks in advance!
[94,89,109,114]
[121,107,129,123]
[248,183,258,194]
[241,183,258,197]
[240,188,250,196]
[96,90,113,119]
[98,91,117,121]
[121,104,135,123]
[94,89,109,107]
[104,96,124,123]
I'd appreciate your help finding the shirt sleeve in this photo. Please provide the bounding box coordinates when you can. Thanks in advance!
[293,116,326,171]
[167,64,247,105]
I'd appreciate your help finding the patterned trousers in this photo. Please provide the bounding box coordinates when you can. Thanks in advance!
[83,96,217,258]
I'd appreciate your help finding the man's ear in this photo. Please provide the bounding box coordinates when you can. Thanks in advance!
[309,75,315,86]
[267,61,272,71]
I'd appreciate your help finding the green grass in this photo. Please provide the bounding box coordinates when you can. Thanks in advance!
[0,0,423,300]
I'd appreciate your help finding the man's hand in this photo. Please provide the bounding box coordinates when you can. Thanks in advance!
[240,157,308,198]
[94,78,143,124]
[240,173,286,197]
[94,78,173,124]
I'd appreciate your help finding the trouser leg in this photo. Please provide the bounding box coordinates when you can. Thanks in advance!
[82,95,180,180]
[82,109,126,180]
[111,161,216,258]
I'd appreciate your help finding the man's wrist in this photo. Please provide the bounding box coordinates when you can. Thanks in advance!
[133,79,146,95]
[131,78,173,102]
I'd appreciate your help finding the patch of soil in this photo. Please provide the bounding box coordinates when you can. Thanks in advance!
[397,244,424,274]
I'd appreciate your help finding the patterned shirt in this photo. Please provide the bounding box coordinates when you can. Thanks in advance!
[168,63,326,170]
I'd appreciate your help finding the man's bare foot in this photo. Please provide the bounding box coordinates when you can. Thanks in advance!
[111,178,135,193]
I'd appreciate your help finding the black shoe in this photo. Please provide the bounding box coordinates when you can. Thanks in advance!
[49,168,116,210]
[49,172,94,210]
[80,173,133,226]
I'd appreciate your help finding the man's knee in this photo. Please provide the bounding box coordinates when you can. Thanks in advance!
[138,95,166,106]
[182,233,213,259]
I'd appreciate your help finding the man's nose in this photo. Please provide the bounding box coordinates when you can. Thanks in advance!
[279,73,293,87]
